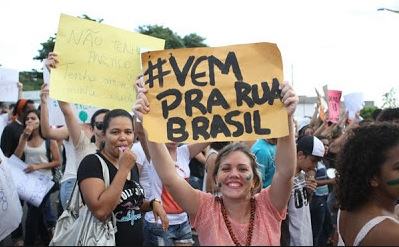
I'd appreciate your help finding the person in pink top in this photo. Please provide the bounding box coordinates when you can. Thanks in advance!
[134,81,298,245]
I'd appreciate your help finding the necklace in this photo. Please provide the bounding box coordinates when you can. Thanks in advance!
[218,197,256,246]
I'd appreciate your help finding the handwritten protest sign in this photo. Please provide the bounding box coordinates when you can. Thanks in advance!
[43,61,99,126]
[344,92,364,120]
[4,155,54,207]
[142,42,288,143]
[0,68,19,102]
[0,151,23,241]
[327,90,342,123]
[50,14,165,110]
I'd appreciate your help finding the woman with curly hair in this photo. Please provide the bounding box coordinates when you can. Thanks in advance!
[336,122,399,245]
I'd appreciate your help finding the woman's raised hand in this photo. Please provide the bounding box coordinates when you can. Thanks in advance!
[280,82,298,117]
[45,52,59,71]
[40,84,49,104]
[133,78,149,122]
[22,124,34,139]
[118,148,137,172]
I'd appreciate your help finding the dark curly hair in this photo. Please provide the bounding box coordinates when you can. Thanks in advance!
[336,122,399,211]
[377,107,399,122]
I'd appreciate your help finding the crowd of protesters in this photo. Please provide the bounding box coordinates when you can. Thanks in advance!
[0,51,399,246]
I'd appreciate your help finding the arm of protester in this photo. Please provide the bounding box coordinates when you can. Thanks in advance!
[14,125,33,158]
[305,170,317,200]
[152,200,169,231]
[140,200,169,231]
[330,113,361,153]
[44,52,81,146]
[40,84,69,141]
[58,101,82,147]
[316,178,336,186]
[320,122,337,139]
[328,134,344,154]
[269,82,298,211]
[313,121,327,137]
[187,145,208,162]
[309,102,320,128]
[147,141,200,217]
[25,140,61,173]
[80,149,136,222]
[194,151,206,166]
[134,116,151,162]
[133,78,151,162]
[133,86,200,218]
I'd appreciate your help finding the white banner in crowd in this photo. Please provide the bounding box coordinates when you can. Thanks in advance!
[48,99,99,126]
[344,93,364,120]
[4,155,54,207]
[0,68,19,102]
[0,150,23,241]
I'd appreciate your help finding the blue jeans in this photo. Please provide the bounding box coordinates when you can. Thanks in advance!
[59,178,76,210]
[310,195,332,246]
[43,193,57,228]
[188,176,203,191]
[143,220,193,246]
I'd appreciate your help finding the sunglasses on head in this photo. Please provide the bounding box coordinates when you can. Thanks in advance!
[94,122,104,130]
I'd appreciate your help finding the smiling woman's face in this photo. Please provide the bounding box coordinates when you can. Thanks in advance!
[216,150,255,200]
[103,116,134,158]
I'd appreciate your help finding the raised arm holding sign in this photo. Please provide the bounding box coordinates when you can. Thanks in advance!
[141,42,288,143]
[133,67,298,245]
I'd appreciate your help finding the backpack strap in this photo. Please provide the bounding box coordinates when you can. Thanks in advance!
[67,154,110,212]
[94,154,110,187]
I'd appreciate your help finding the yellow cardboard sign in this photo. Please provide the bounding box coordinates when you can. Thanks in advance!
[142,42,288,143]
[50,14,165,110]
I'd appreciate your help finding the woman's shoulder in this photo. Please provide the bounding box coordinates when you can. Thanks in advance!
[359,215,399,245]
[78,153,102,172]
[80,153,100,164]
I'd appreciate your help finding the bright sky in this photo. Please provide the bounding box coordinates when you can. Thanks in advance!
[1,0,399,107]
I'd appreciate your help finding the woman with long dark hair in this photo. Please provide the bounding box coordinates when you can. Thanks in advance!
[14,109,61,245]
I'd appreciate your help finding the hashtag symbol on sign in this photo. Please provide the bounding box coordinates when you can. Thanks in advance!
[144,58,171,88]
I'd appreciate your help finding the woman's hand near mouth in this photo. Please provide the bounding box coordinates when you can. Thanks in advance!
[118,148,136,172]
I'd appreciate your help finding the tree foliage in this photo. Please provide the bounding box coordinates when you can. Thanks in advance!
[33,36,56,62]
[25,15,103,90]
[381,87,398,108]
[360,106,379,120]
[19,70,43,91]
[137,25,207,48]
